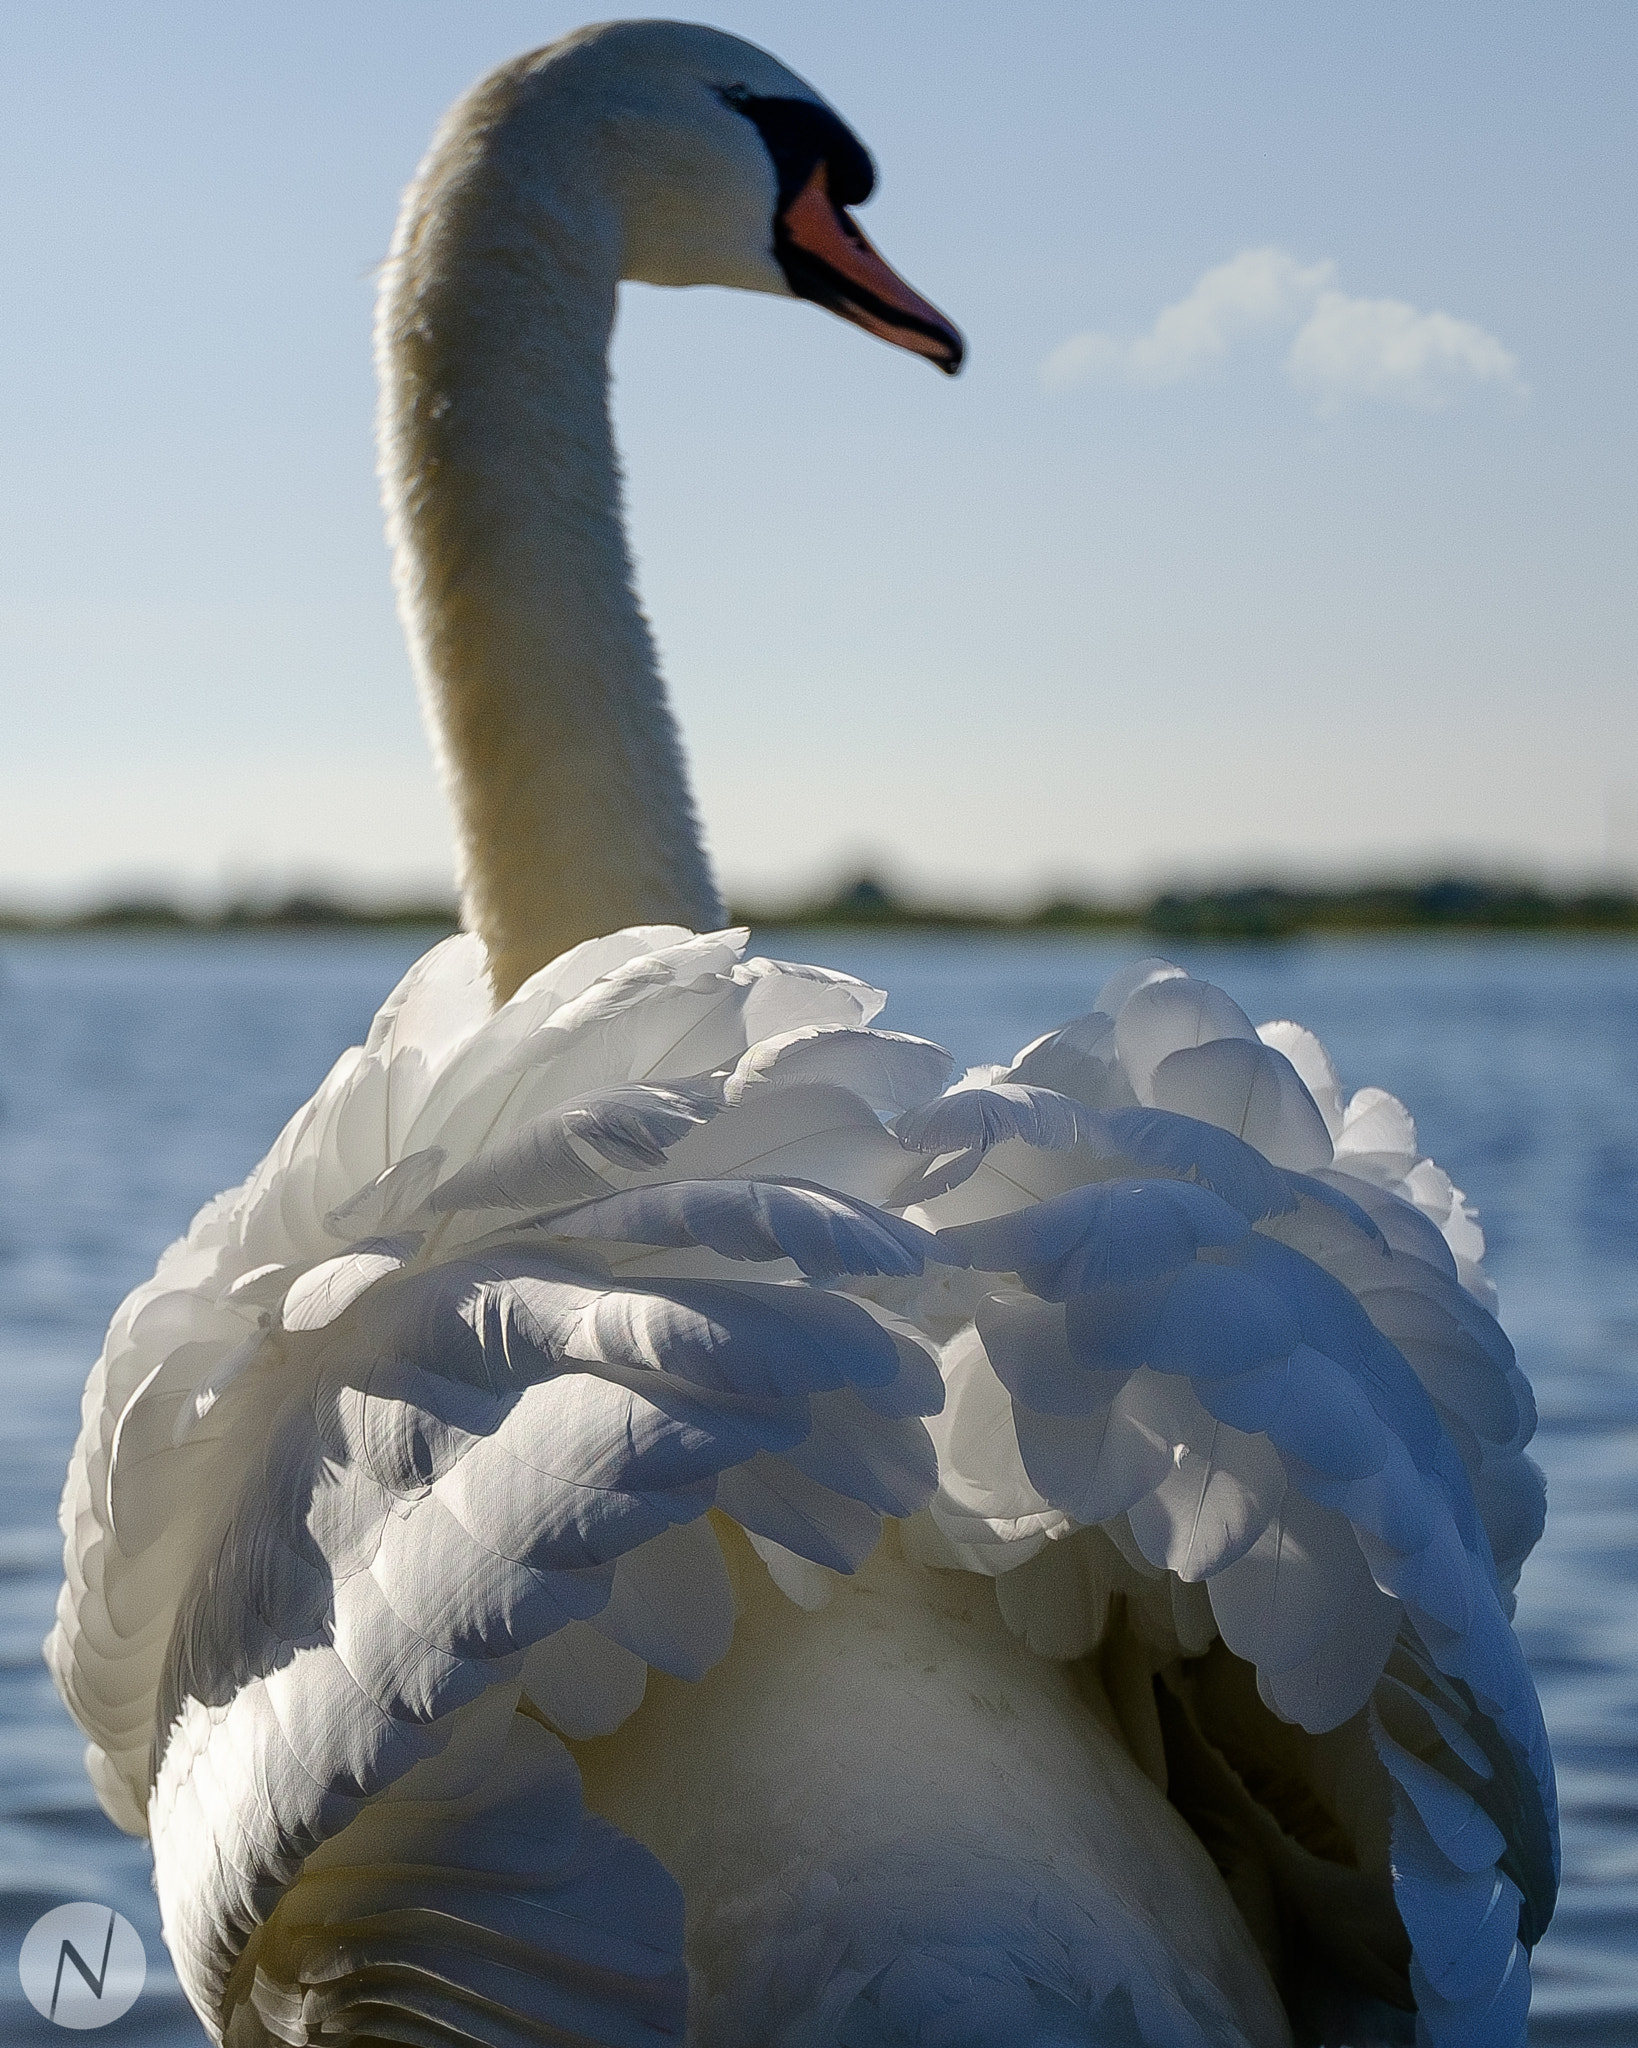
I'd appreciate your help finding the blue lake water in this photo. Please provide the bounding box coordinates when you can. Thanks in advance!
[1,929,1633,2043]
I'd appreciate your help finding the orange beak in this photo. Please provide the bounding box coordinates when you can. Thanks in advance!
[777,162,964,375]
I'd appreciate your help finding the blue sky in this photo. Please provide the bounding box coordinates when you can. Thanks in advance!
[1,2,1633,906]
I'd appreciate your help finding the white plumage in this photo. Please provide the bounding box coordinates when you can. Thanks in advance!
[50,21,1554,2047]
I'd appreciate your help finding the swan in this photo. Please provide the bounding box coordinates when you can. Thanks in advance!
[49,22,1555,2048]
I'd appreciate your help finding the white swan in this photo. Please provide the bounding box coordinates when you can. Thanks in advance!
[49,23,1555,2048]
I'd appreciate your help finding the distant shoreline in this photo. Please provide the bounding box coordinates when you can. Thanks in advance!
[4,875,1637,940]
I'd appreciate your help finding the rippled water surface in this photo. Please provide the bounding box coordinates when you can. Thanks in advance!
[1,930,1633,2042]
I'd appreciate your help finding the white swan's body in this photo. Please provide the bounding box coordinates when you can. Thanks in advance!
[50,23,1555,2048]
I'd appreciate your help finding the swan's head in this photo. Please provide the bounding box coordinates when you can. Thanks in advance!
[494,20,964,373]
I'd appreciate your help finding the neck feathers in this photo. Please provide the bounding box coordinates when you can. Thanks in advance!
[377,73,722,1002]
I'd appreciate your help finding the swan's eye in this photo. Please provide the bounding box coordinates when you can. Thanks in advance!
[719,89,876,210]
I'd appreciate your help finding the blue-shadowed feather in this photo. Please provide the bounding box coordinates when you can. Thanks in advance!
[539,1176,945,1280]
[938,1178,1248,1301]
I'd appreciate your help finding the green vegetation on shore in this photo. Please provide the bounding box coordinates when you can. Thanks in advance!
[733,873,1638,937]
[1138,880,1638,939]
[5,873,1638,939]
[0,893,462,936]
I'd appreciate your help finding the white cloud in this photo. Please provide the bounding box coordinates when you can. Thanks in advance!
[1287,290,1525,408]
[1042,247,1332,390]
[1043,246,1523,410]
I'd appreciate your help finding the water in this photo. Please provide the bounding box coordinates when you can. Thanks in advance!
[1,929,1633,2043]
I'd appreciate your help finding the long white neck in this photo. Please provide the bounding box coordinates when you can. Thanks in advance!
[376,66,722,1003]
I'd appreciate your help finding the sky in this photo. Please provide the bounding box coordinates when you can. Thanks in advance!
[1,2,1634,909]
